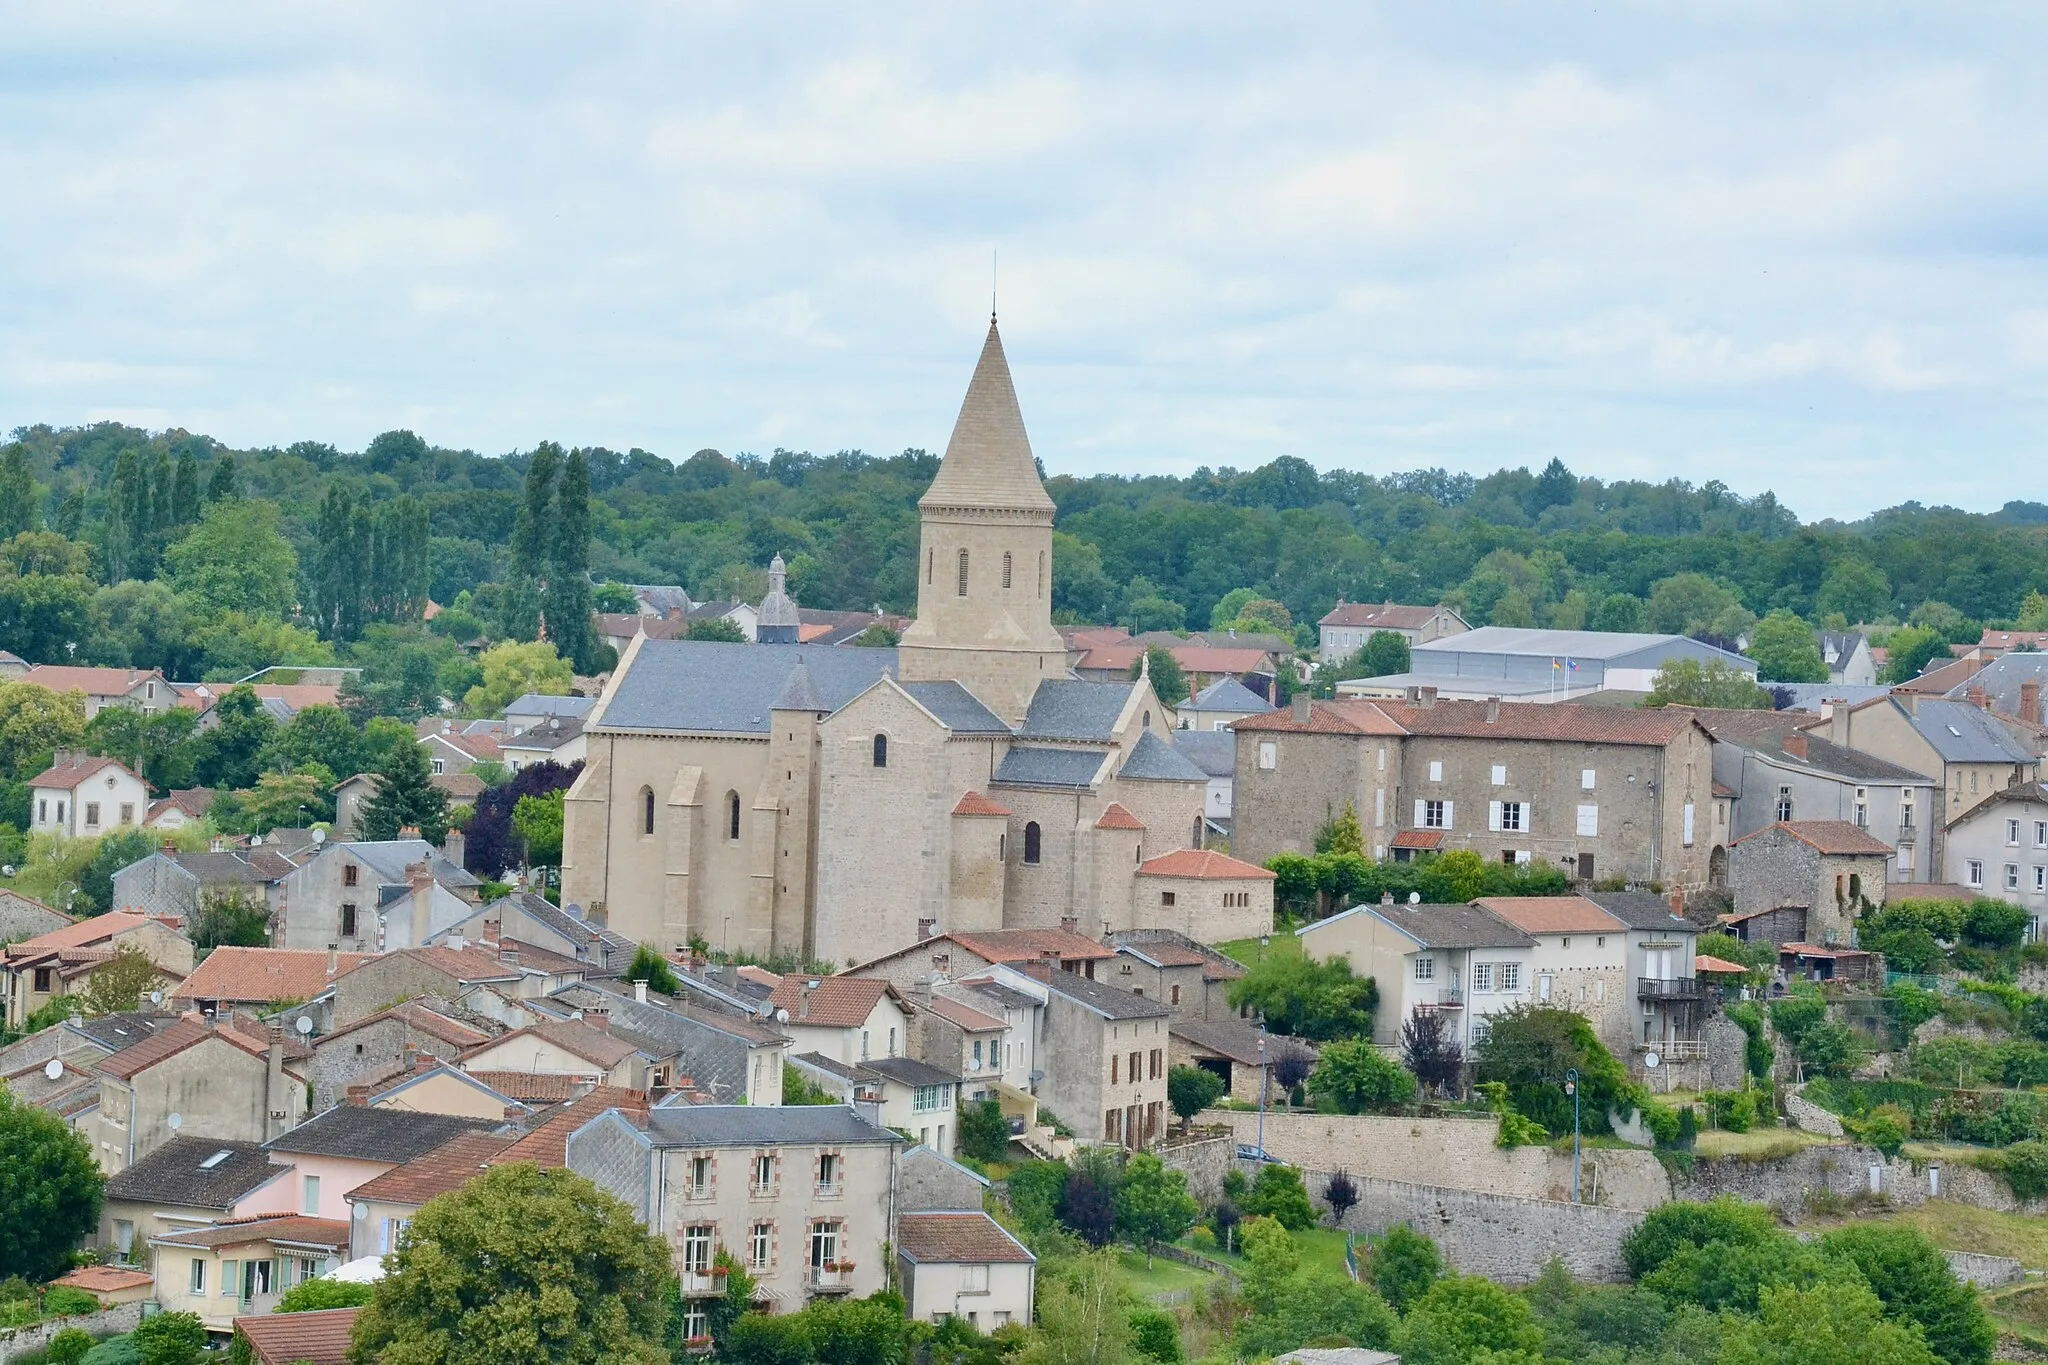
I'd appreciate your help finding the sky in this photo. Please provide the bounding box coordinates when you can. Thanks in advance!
[2,3,2045,521]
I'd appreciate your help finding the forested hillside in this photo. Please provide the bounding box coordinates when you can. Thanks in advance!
[3,420,2048,686]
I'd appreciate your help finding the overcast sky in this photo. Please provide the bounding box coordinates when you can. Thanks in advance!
[3,3,2044,520]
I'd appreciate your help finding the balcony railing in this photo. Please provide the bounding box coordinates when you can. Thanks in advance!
[809,1263,855,1293]
[1643,1038,1709,1060]
[1417,986,1464,1009]
[1637,976,1706,1001]
[680,1268,722,1297]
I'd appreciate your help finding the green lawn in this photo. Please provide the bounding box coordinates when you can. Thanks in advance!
[1800,1199,2048,1270]
[1194,1226,1350,1278]
[1115,1251,1216,1302]
[1692,1128,1838,1160]
[1217,929,1303,969]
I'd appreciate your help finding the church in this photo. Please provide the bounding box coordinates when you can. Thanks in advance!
[560,320,1276,966]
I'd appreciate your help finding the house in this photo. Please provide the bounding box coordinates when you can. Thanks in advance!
[1978,630,2048,656]
[1168,729,1236,837]
[502,693,599,735]
[90,1015,312,1175]
[767,974,915,1066]
[1941,655,2048,730]
[47,1265,156,1308]
[1586,891,1707,1059]
[984,963,1172,1149]
[309,1001,495,1110]
[1317,601,1469,663]
[1178,678,1278,735]
[1728,821,1895,946]
[0,1008,162,1119]
[1821,632,1877,686]
[148,1216,352,1331]
[1130,849,1275,944]
[169,947,370,1019]
[568,1103,900,1324]
[1811,695,2037,848]
[343,1130,516,1260]
[797,607,913,646]
[434,890,637,976]
[232,1307,360,1365]
[27,752,150,839]
[687,599,759,640]
[1471,895,1632,1057]
[1235,695,1719,889]
[273,839,482,954]
[327,943,523,1028]
[16,665,171,717]
[112,845,306,927]
[1336,627,1754,703]
[1942,784,2048,942]
[1297,900,1537,1050]
[896,1211,1036,1330]
[456,1017,652,1089]
[596,611,688,659]
[0,888,71,942]
[1697,709,1936,887]
[1167,1018,1314,1105]
[499,716,587,773]
[362,1059,535,1120]
[2,912,195,1031]
[0,649,26,679]
[418,727,502,779]
[914,993,1011,1101]
[1071,640,1278,702]
[260,1104,504,1221]
[933,979,1042,1096]
[330,775,378,838]
[849,927,1117,993]
[546,979,789,1104]
[99,1137,296,1258]
[858,1056,963,1157]
[1104,930,1245,1021]
[145,789,217,830]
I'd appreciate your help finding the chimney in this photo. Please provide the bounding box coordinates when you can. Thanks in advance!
[1381,890,1394,905]
[1485,696,1501,724]
[1670,887,1685,918]
[443,828,466,870]
[1292,693,1311,725]
[346,1084,370,1107]
[796,982,814,1021]
[498,945,519,970]
[401,1042,419,1071]
[1969,685,1990,710]
[586,1009,610,1033]
[634,979,648,1004]
[408,860,434,947]
[161,839,175,854]
[1783,734,1808,760]
[399,824,421,839]
[2024,678,2043,727]
[1406,685,1437,708]
[917,918,936,941]
[326,945,339,975]
[265,1027,287,1140]
[1060,915,1079,935]
[415,1053,436,1074]
[1829,701,1852,747]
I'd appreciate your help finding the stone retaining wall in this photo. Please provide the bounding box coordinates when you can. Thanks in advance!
[1153,1130,1236,1204]
[1945,1250,2025,1288]
[1676,1142,2047,1218]
[1784,1088,1845,1137]
[1325,1172,1646,1284]
[0,1302,143,1363]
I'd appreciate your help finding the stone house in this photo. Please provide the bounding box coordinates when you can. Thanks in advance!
[913,994,1010,1102]
[1317,601,1469,663]
[99,1136,296,1261]
[1167,729,1236,836]
[274,839,481,954]
[766,975,915,1067]
[1167,1018,1315,1105]
[1937,783,2048,942]
[28,752,150,839]
[309,1001,494,1110]
[327,943,522,1028]
[0,889,70,942]
[1103,932,1245,1021]
[15,665,171,717]
[148,1215,352,1331]
[988,962,1172,1149]
[849,926,1116,993]
[456,1017,654,1089]
[0,1010,163,1121]
[1234,696,1718,890]
[1815,695,2037,862]
[569,1103,901,1329]
[169,947,371,1018]
[2,912,195,1031]
[1130,849,1275,944]
[438,890,637,975]
[260,1104,504,1221]
[933,979,1042,1096]
[1471,895,1631,1057]
[1586,891,1706,1059]
[1728,821,1894,947]
[1296,900,1536,1050]
[112,846,304,927]
[896,1212,1036,1330]
[91,1015,311,1175]
[343,1130,516,1259]
[548,979,792,1105]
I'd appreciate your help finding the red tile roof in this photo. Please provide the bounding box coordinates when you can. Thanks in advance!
[18,665,161,698]
[1136,849,1276,881]
[1472,896,1625,935]
[952,791,1013,818]
[318,1000,492,1051]
[1696,954,1749,974]
[464,1070,584,1103]
[1095,803,1146,830]
[1318,601,1446,630]
[1390,830,1445,850]
[769,975,899,1029]
[49,1265,155,1294]
[4,911,157,959]
[234,1307,360,1365]
[26,753,140,790]
[488,1087,648,1168]
[1733,820,1896,857]
[896,1212,1035,1264]
[1234,699,1410,736]
[1382,698,1700,745]
[922,995,1006,1033]
[943,928,1116,963]
[344,1131,516,1206]
[171,947,370,1005]
[153,1215,352,1251]
[465,1018,641,1070]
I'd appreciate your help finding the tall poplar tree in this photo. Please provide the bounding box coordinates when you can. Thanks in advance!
[171,450,201,527]
[545,449,595,670]
[205,452,238,503]
[0,446,36,538]
[500,442,559,641]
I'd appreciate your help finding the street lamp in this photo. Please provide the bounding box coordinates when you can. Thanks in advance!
[1257,933,1270,964]
[1256,1027,1269,1162]
[1565,1067,1582,1203]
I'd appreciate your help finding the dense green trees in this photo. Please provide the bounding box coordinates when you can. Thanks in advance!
[0,1088,104,1281]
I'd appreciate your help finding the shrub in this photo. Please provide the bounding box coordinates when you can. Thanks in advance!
[1370,1225,1442,1314]
[1309,1040,1417,1115]
[1859,1110,1908,1158]
[1995,1140,2048,1200]
[1130,1309,1182,1362]
[1965,897,2031,950]
[39,1287,98,1318]
[1723,1002,1775,1080]
[275,1276,375,1312]
[1622,1198,1778,1280]
[1240,1164,1317,1230]
[79,1339,141,1365]
[129,1311,207,1365]
[47,1328,94,1365]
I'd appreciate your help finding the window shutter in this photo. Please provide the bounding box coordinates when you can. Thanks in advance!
[1488,801,1502,832]
[1413,799,1425,827]
[1443,801,1454,829]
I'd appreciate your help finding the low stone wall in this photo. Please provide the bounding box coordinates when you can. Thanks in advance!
[1784,1088,1845,1137]
[1677,1142,2047,1218]
[1324,1172,1646,1284]
[1154,1130,1236,1204]
[0,1302,143,1363]
[1198,1109,1671,1211]
[1945,1250,2025,1288]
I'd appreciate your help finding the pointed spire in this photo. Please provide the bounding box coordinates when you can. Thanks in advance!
[918,320,1056,516]
[770,656,826,713]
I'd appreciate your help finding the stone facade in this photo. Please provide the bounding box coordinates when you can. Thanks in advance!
[1726,824,1891,945]
[1330,1173,1647,1284]
[308,1013,478,1111]
[91,1028,309,1175]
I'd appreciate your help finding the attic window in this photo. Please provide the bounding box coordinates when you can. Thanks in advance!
[1948,726,1962,737]
[199,1150,234,1170]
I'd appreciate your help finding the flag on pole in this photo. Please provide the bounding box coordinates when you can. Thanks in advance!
[1552,658,1561,672]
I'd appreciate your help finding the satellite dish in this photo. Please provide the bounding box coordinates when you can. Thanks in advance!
[1643,1052,1662,1069]
[353,1202,370,1220]
[775,1008,790,1023]
[44,1058,63,1081]
[570,1010,584,1022]
[296,1016,315,1036]
[1408,892,1421,904]
[149,990,163,1005]
[313,828,327,844]
[167,1113,183,1131]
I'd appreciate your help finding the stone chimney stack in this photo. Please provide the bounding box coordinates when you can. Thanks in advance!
[265,1026,287,1139]
[327,945,339,974]
[1292,693,1311,725]
[1670,887,1685,918]
[586,1009,610,1033]
[1830,701,1852,747]
[1969,685,1990,710]
[1783,734,1808,760]
[407,859,435,947]
[634,979,648,1004]
[2023,677,2043,727]
[1485,696,1501,724]
[443,828,466,870]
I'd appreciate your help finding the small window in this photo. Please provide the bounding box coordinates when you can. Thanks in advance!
[1258,742,1277,771]
[642,787,656,836]
[84,802,100,828]
[1490,764,1506,786]
[872,734,888,768]
[1414,955,1434,981]
[1002,551,1013,589]
[1581,769,1597,790]
[2011,820,2024,847]
[2008,864,2022,891]
[343,864,359,888]
[1968,860,1984,888]
[1023,822,1041,865]
[1776,787,1794,822]
[302,1174,321,1215]
[957,549,970,597]
[1472,962,1493,991]
[189,1259,206,1295]
[1422,800,1447,829]
[431,758,446,775]
[756,1153,775,1190]
[119,802,134,824]
[1038,551,1046,598]
[2036,821,2047,848]
[33,967,51,993]
[1428,760,1443,782]
[340,903,357,938]
[1160,891,1176,907]
[728,791,742,840]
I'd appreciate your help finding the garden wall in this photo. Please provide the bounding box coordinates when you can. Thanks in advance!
[1675,1142,2047,1218]
[1153,1131,1236,1204]
[0,1302,143,1363]
[1324,1172,1646,1284]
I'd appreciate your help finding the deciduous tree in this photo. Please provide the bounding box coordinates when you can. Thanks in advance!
[1114,1154,1198,1264]
[0,1088,103,1281]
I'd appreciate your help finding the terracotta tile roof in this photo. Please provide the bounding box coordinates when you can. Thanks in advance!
[152,1215,352,1251]
[943,928,1116,962]
[466,1018,641,1070]
[1733,820,1896,856]
[171,947,370,1005]
[1779,942,1870,959]
[432,771,487,799]
[736,965,783,990]
[318,1000,492,1051]
[952,791,1013,818]
[50,1265,156,1294]
[896,1212,1035,1264]
[769,975,899,1029]
[26,753,140,790]
[1095,803,1146,830]
[3,911,156,959]
[1381,698,1700,744]
[233,1307,360,1365]
[488,1087,648,1168]
[1137,848,1275,880]
[1696,954,1749,973]
[1472,895,1625,935]
[1114,940,1210,968]
[337,944,520,989]
[921,995,1006,1033]
[150,788,217,821]
[1390,830,1445,850]
[97,1016,273,1081]
[464,1070,584,1103]
[1234,699,1410,735]
[1319,601,1446,630]
[18,665,160,698]
[345,1130,516,1206]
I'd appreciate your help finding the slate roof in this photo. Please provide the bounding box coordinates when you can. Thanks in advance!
[1944,653,2048,718]
[1586,891,1694,933]
[1107,930,1244,978]
[1138,849,1276,880]
[345,1131,515,1206]
[793,1051,866,1083]
[993,746,1110,789]
[896,1211,1036,1264]
[1313,901,1537,950]
[504,694,597,721]
[233,1307,360,1365]
[900,681,1012,734]
[1733,820,1896,856]
[1019,680,1136,742]
[955,981,1042,1013]
[103,1137,284,1208]
[860,1055,961,1087]
[546,982,775,1100]
[1118,730,1209,783]
[1319,602,1448,630]
[1903,699,2035,764]
[333,839,479,890]
[921,995,1006,1032]
[1167,729,1237,778]
[1185,677,1276,714]
[1770,683,1894,713]
[771,661,827,713]
[1040,972,1172,1021]
[770,975,899,1029]
[1380,698,1702,745]
[500,718,586,752]
[1234,699,1411,736]
[1697,711,1933,783]
[598,640,895,733]
[263,1106,499,1162]
[172,947,371,1005]
[1472,895,1626,935]
[638,1102,899,1148]
[144,848,304,888]
[500,891,637,964]
[67,1011,164,1052]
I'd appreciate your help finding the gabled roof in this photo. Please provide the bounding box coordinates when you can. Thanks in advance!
[953,791,1013,818]
[1732,820,1895,857]
[1901,699,2035,764]
[463,1070,584,1103]
[50,1265,155,1295]
[103,1137,287,1209]
[897,1211,1035,1265]
[598,640,896,734]
[1108,929,1243,977]
[324,839,480,890]
[232,1307,360,1365]
[862,1055,961,1088]
[336,943,520,990]
[1380,698,1701,745]
[171,947,370,1005]
[918,319,1056,516]
[1118,730,1209,783]
[1319,601,1450,630]
[467,1017,643,1070]
[490,1087,648,1168]
[899,681,1011,735]
[1306,901,1536,950]
[344,1130,515,1207]
[1039,971,1172,1021]
[151,1215,352,1251]
[1186,676,1275,714]
[18,665,159,697]
[1170,1017,1314,1068]
[27,753,140,790]
[1472,895,1625,935]
[1138,848,1276,881]
[992,746,1109,789]
[769,975,901,1030]
[1586,891,1694,933]
[942,928,1116,963]
[97,1016,289,1081]
[316,1000,492,1051]
[499,717,585,752]
[505,693,598,720]
[3,911,165,959]
[921,995,1006,1033]
[1019,680,1136,742]
[1095,803,1146,831]
[637,1102,899,1148]
[264,1105,500,1162]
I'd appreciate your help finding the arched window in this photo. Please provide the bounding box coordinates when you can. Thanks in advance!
[957,549,970,597]
[872,733,888,768]
[1194,814,1204,847]
[1023,821,1041,865]
[1002,552,1013,589]
[642,787,656,836]
[999,833,1006,861]
[727,791,741,841]
[1142,710,1151,730]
